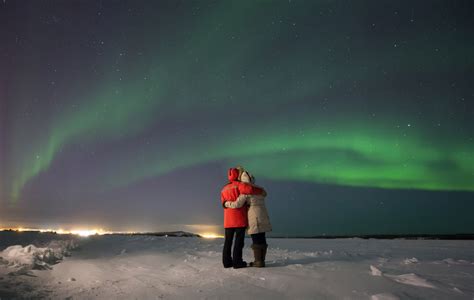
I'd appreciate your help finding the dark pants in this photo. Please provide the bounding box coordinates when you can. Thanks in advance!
[222,227,246,267]
[251,232,267,245]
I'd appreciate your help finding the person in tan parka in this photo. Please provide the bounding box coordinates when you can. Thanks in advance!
[224,170,272,267]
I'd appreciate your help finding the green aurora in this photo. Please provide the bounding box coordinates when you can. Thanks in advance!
[3,0,473,205]
[97,119,473,192]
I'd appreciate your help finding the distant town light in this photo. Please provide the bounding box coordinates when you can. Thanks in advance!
[0,227,109,236]
[201,233,223,239]
[69,229,105,237]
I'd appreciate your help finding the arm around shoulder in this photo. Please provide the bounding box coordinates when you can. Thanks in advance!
[239,182,265,195]
[224,195,249,208]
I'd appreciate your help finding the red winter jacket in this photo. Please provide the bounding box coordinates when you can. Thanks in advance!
[221,168,265,228]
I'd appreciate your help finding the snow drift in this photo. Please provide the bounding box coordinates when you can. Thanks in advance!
[0,240,77,270]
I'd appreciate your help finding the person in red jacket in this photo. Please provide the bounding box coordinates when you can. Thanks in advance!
[221,167,266,268]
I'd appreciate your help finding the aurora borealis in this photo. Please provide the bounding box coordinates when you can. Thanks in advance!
[1,1,473,235]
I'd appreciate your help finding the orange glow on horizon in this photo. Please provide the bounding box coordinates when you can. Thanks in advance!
[1,226,222,238]
[200,232,224,239]
[0,227,120,236]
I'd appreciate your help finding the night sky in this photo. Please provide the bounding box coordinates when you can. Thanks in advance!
[1,1,473,236]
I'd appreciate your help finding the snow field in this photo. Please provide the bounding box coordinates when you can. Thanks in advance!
[0,234,473,299]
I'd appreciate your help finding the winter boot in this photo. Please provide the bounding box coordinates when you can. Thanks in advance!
[232,260,247,269]
[249,244,265,268]
[262,244,268,262]
[223,255,233,268]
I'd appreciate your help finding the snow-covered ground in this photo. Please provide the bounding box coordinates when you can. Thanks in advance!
[1,233,473,299]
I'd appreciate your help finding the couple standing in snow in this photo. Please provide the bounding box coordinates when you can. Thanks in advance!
[220,166,272,269]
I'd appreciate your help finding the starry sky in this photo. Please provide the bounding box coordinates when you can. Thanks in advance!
[1,0,473,236]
